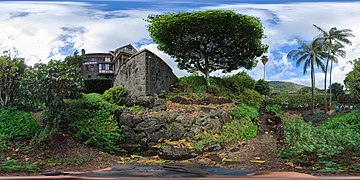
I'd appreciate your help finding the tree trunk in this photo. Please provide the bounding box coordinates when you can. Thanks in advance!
[264,64,266,80]
[329,61,333,106]
[0,91,4,106]
[324,57,329,113]
[204,57,210,88]
[311,56,316,114]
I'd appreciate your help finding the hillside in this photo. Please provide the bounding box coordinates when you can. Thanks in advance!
[268,81,306,93]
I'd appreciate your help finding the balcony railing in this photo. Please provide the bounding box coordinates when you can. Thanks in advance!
[99,70,114,74]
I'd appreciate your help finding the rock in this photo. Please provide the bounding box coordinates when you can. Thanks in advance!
[167,122,185,140]
[158,144,200,160]
[175,114,193,127]
[203,143,223,152]
[204,118,222,132]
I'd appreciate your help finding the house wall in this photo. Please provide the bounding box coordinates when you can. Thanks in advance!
[145,51,178,95]
[114,49,178,96]
[114,52,147,96]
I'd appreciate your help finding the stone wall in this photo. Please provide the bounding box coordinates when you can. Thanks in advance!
[114,52,147,96]
[115,107,231,154]
[114,49,178,96]
[145,50,178,95]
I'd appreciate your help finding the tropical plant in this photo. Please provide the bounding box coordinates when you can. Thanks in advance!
[147,10,268,87]
[344,58,360,101]
[254,79,270,96]
[19,60,84,144]
[287,38,326,114]
[313,25,354,110]
[0,51,26,107]
[103,86,127,105]
[260,55,268,80]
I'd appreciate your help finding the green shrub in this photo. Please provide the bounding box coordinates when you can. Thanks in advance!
[254,79,271,96]
[322,109,360,132]
[267,93,324,109]
[63,93,123,153]
[84,78,113,94]
[193,117,257,150]
[0,159,38,172]
[301,110,329,124]
[0,108,39,140]
[225,71,255,94]
[103,86,127,105]
[280,113,360,171]
[231,103,259,120]
[265,104,282,116]
[237,89,264,109]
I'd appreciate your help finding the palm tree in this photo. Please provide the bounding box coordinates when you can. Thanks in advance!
[261,55,268,80]
[313,25,354,110]
[287,38,326,114]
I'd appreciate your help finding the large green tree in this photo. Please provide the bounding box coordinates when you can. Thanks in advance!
[0,51,26,106]
[146,10,268,87]
[344,58,360,102]
[64,51,83,69]
[327,82,345,100]
[287,38,326,114]
[313,25,354,110]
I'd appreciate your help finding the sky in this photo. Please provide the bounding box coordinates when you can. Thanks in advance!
[1,0,360,88]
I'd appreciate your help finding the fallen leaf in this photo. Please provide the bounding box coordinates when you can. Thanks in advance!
[14,148,19,152]
[250,160,266,163]
[6,157,11,160]
[285,162,295,167]
[254,157,261,160]
[294,166,304,169]
[152,144,161,149]
[130,154,142,159]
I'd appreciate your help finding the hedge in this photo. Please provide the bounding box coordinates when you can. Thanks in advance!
[84,78,112,94]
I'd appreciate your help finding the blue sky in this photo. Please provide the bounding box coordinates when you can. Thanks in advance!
[1,0,360,88]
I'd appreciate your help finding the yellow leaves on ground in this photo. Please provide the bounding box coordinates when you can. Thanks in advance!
[285,162,304,169]
[152,144,161,149]
[163,139,193,149]
[250,160,266,163]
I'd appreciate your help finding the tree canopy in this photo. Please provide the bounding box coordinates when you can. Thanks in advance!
[328,82,345,99]
[0,51,26,106]
[344,58,360,101]
[146,10,268,86]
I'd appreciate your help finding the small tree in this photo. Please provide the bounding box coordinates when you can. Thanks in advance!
[328,82,345,100]
[19,60,84,144]
[254,79,270,96]
[0,51,26,106]
[344,58,360,102]
[147,10,268,87]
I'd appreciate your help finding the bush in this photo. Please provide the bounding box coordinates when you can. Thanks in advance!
[267,93,324,109]
[103,86,127,105]
[63,93,123,153]
[0,107,39,140]
[84,78,113,94]
[225,71,255,94]
[237,89,264,109]
[301,110,329,124]
[254,79,270,96]
[231,103,259,120]
[265,104,282,116]
[322,109,360,133]
[280,113,360,172]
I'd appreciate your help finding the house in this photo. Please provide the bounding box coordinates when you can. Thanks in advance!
[81,44,178,96]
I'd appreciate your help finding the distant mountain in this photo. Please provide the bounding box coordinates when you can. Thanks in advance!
[268,81,306,93]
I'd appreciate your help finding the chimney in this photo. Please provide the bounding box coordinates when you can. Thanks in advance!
[81,49,85,55]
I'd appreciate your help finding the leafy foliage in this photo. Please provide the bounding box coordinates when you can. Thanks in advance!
[344,58,360,101]
[225,71,256,94]
[0,108,39,140]
[147,10,267,86]
[267,93,324,109]
[63,93,123,153]
[0,51,26,107]
[0,159,38,173]
[301,110,329,124]
[236,89,264,109]
[84,78,113,94]
[18,60,84,144]
[254,79,270,95]
[64,51,84,69]
[231,103,259,120]
[280,112,360,172]
[300,86,320,94]
[103,86,127,105]
[328,82,345,99]
[265,104,282,116]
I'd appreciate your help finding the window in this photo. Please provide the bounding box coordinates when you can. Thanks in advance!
[85,65,89,71]
[87,75,91,79]
[109,65,113,71]
[90,65,95,71]
[101,64,106,70]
